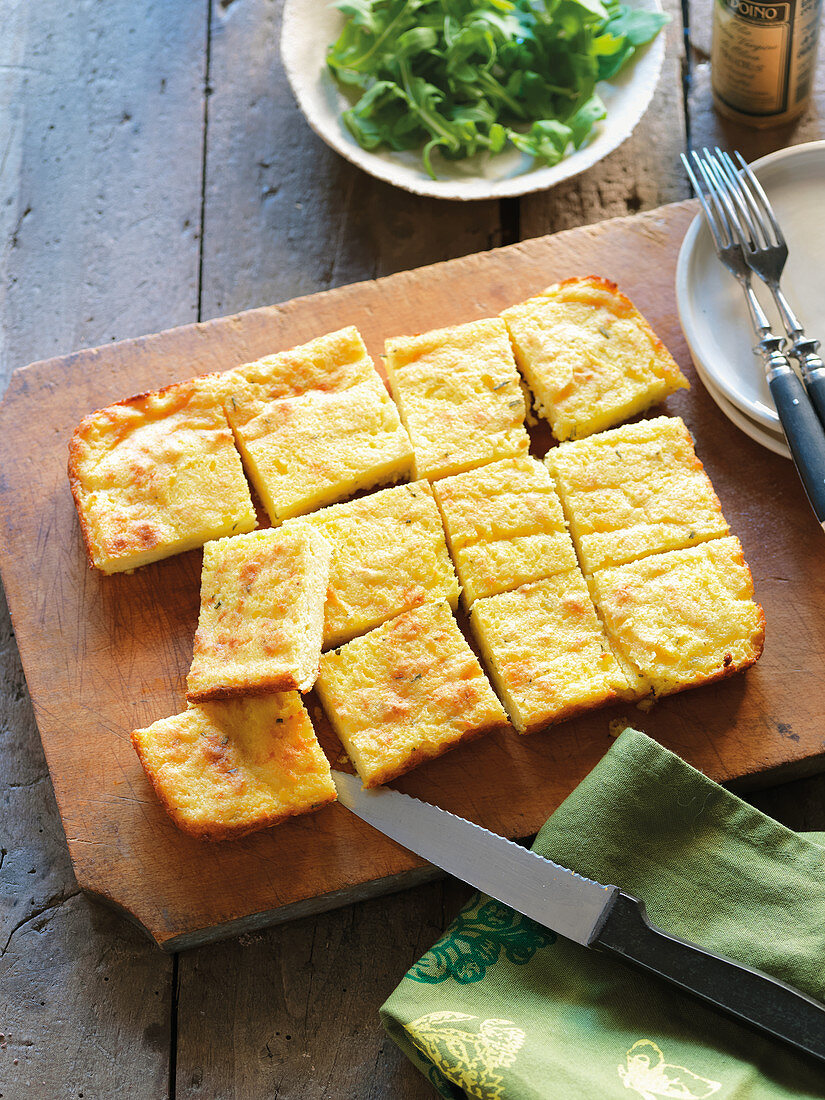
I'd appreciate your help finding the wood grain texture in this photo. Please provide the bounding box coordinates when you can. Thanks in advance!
[199,0,503,320]
[3,202,825,954]
[174,878,471,1099]
[520,0,689,237]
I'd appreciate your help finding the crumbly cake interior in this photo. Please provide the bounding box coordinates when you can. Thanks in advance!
[131,694,336,840]
[547,416,730,573]
[384,317,530,480]
[186,527,331,701]
[221,327,413,524]
[432,455,578,606]
[588,537,765,699]
[285,480,459,649]
[69,377,256,574]
[502,276,688,442]
[315,600,508,786]
[469,570,637,734]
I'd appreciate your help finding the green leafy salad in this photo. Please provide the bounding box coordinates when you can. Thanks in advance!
[326,0,667,178]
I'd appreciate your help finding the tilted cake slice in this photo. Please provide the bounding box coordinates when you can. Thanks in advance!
[186,527,331,702]
[469,569,638,734]
[131,694,336,840]
[221,327,413,524]
[384,317,530,481]
[68,377,256,574]
[284,480,459,649]
[588,536,765,699]
[501,276,688,442]
[432,455,578,606]
[546,416,730,574]
[316,600,508,787]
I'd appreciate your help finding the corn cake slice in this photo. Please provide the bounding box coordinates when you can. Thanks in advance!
[384,317,530,480]
[285,480,459,649]
[501,276,688,442]
[316,600,508,786]
[187,528,331,702]
[589,536,765,699]
[131,694,336,840]
[432,456,578,606]
[68,378,256,574]
[469,570,636,734]
[222,327,413,524]
[546,416,730,574]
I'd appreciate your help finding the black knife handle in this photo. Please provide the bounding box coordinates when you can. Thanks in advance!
[769,365,825,527]
[592,892,825,1065]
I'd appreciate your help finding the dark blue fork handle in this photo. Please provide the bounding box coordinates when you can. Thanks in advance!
[769,364,825,528]
[796,352,825,432]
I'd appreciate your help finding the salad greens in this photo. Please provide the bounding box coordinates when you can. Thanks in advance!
[326,0,667,178]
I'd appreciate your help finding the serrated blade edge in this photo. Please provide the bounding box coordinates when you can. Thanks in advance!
[332,771,616,946]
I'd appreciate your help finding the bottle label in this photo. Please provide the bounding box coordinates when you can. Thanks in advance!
[711,0,822,118]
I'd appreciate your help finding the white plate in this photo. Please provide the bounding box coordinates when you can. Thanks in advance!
[676,141,825,432]
[280,0,666,201]
[693,351,791,459]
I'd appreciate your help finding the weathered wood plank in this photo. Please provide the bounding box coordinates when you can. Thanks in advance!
[520,0,689,238]
[686,0,825,154]
[175,877,471,1099]
[0,1,208,1096]
[0,0,206,379]
[199,0,503,320]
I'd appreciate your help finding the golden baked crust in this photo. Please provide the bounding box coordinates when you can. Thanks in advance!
[186,527,331,702]
[316,600,508,787]
[222,328,413,524]
[588,536,765,699]
[469,570,637,734]
[432,456,577,606]
[546,416,730,573]
[131,694,336,840]
[285,480,459,649]
[384,317,530,480]
[68,377,256,574]
[501,276,689,442]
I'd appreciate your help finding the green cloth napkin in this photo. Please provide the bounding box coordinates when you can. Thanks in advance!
[381,728,825,1099]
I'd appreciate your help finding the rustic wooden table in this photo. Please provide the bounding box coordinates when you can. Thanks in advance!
[2,2,824,1096]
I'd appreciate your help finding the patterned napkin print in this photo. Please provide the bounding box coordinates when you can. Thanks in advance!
[381,729,825,1100]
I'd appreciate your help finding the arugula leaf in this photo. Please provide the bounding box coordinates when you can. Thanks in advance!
[326,0,668,178]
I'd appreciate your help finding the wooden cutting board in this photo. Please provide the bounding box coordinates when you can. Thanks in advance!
[2,200,824,953]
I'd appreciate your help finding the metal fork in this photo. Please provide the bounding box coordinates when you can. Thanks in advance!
[711,148,825,426]
[682,149,825,531]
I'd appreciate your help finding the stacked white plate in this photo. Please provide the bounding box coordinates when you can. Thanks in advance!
[676,141,825,460]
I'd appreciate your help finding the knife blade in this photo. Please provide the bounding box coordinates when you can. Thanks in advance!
[333,771,825,1066]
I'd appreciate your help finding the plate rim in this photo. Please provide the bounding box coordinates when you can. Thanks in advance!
[280,0,667,201]
[675,139,825,431]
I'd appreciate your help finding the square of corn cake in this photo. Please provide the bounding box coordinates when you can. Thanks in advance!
[68,378,256,574]
[470,570,636,734]
[588,536,765,699]
[285,480,459,649]
[384,317,530,480]
[501,276,688,442]
[187,527,331,702]
[131,694,336,840]
[546,416,729,574]
[316,600,508,787]
[432,456,578,607]
[221,327,413,524]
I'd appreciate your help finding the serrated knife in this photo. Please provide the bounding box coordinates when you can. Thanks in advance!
[332,771,825,1065]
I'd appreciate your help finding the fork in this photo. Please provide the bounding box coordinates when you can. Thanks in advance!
[711,148,825,427]
[682,149,825,530]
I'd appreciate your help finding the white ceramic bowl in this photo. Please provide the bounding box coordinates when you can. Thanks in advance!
[281,0,667,201]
